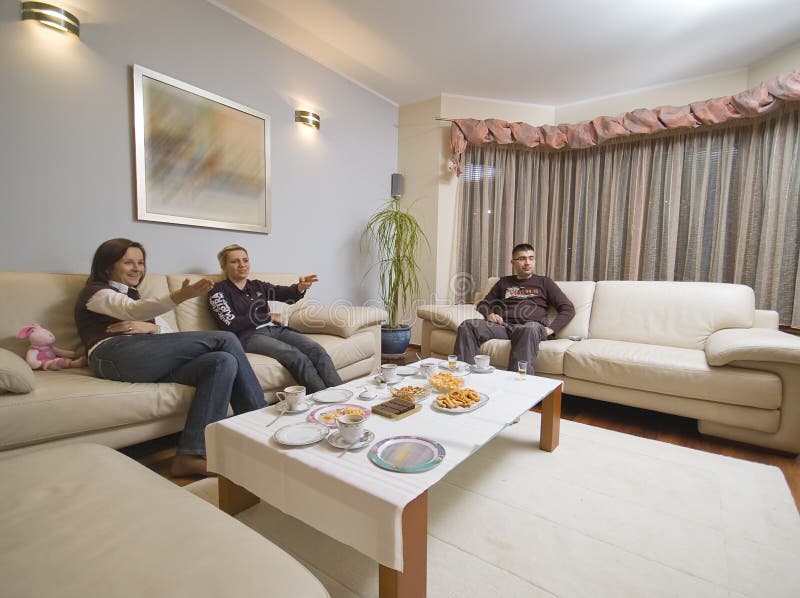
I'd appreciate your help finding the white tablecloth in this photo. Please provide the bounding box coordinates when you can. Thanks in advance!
[206,366,561,571]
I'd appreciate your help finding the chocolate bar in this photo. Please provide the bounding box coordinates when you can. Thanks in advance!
[373,397,420,419]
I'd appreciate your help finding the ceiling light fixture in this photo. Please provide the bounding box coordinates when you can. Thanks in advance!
[21,2,80,37]
[295,110,320,130]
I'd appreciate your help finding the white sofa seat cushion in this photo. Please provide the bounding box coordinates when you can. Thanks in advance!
[0,370,193,451]
[564,339,781,409]
[0,443,329,598]
[480,338,573,375]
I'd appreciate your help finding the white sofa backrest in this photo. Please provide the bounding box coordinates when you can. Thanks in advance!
[474,277,595,339]
[589,281,755,349]
[0,271,173,356]
[552,281,596,339]
[168,272,305,332]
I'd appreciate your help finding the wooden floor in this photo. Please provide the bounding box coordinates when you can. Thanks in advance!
[124,346,800,510]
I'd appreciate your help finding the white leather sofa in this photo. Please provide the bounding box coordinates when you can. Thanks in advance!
[0,442,330,597]
[417,279,800,454]
[0,271,385,456]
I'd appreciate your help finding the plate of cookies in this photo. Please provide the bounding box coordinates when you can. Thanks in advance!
[431,388,489,413]
[428,371,466,393]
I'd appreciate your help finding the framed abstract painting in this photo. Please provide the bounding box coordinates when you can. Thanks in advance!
[133,64,271,233]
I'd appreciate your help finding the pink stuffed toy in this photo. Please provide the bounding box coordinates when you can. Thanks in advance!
[16,324,87,371]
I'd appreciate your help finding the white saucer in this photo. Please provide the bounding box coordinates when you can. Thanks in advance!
[327,429,375,450]
[276,401,311,414]
[358,390,379,400]
[374,375,401,386]
[396,365,418,376]
[469,364,496,374]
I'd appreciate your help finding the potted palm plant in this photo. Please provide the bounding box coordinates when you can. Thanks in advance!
[362,197,429,356]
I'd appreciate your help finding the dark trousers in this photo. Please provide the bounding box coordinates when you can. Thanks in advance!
[244,326,342,393]
[454,319,549,374]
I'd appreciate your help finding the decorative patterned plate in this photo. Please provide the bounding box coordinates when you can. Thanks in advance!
[308,403,372,428]
[368,436,446,473]
[273,422,329,446]
[431,391,490,414]
[312,388,355,403]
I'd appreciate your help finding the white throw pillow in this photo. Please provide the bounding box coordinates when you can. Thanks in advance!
[0,348,36,394]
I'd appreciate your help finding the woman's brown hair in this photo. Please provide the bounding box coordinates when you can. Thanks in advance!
[87,238,146,284]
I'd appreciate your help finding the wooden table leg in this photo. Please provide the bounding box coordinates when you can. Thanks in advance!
[539,384,562,452]
[378,491,428,598]
[218,475,259,515]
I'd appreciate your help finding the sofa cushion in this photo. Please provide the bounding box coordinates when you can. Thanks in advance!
[588,281,754,350]
[0,348,36,394]
[290,305,386,338]
[0,370,193,451]
[564,339,781,409]
[479,338,573,375]
[0,443,329,598]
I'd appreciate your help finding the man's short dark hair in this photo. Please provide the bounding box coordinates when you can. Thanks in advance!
[512,243,535,255]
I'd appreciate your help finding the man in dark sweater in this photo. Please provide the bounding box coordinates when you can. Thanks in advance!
[207,244,342,393]
[454,243,575,375]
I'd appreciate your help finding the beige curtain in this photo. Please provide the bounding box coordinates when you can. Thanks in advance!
[454,106,800,328]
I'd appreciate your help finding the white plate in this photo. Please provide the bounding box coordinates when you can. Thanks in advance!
[439,361,470,373]
[276,401,311,414]
[327,429,375,450]
[274,422,330,446]
[358,389,379,400]
[312,388,355,403]
[469,364,496,374]
[396,365,418,376]
[374,375,401,386]
[431,391,490,413]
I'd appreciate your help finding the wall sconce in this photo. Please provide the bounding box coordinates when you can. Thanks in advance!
[21,2,80,37]
[295,110,320,130]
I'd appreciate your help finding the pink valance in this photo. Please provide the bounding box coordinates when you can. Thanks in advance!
[448,70,800,175]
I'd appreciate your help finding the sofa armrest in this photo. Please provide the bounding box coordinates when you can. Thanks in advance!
[754,309,779,329]
[705,328,800,366]
[289,305,387,338]
[417,304,483,332]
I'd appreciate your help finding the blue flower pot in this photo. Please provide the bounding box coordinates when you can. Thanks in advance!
[381,325,412,357]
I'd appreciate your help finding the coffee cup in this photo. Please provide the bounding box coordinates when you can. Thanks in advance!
[474,354,491,370]
[380,363,399,383]
[276,385,306,410]
[337,412,365,444]
[420,362,438,379]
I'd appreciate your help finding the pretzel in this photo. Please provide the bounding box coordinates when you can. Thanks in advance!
[436,388,481,409]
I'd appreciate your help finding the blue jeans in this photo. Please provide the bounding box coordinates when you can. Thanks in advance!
[89,331,266,456]
[244,326,342,393]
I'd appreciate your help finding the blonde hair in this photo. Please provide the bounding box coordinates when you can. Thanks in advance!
[217,244,248,268]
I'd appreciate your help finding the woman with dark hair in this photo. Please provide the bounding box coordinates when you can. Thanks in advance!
[74,238,266,477]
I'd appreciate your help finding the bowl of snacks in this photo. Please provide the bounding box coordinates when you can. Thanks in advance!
[428,371,465,393]
[390,385,430,403]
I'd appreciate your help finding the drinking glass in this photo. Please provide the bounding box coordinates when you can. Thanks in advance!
[448,354,458,369]
[517,361,528,380]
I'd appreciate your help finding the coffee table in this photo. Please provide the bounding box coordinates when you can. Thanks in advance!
[206,367,562,598]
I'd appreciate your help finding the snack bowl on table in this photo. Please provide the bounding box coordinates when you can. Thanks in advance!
[428,371,465,393]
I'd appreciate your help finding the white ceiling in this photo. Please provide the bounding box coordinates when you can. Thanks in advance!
[210,0,800,106]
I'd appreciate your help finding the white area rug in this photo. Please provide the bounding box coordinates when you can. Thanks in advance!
[185,412,800,597]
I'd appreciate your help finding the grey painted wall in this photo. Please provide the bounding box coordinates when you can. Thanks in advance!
[0,0,397,305]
